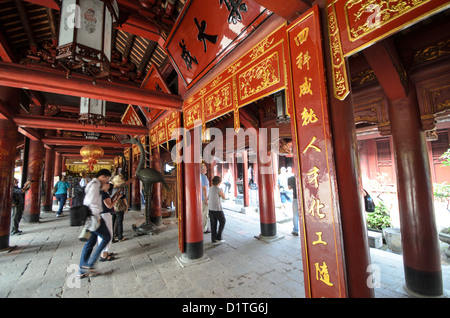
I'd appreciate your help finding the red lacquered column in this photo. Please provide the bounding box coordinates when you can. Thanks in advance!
[151,148,162,226]
[23,105,44,223]
[0,119,18,249]
[389,83,443,296]
[183,128,203,259]
[256,108,277,238]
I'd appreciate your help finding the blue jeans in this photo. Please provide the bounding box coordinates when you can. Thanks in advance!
[79,219,111,273]
[55,193,67,215]
[292,198,299,234]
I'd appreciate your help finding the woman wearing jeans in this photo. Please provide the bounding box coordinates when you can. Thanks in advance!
[208,176,227,244]
[54,175,71,217]
[78,169,112,277]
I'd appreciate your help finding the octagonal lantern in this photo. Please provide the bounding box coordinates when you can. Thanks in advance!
[57,0,119,80]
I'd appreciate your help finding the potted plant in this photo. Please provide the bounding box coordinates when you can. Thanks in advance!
[366,200,392,231]
[433,182,450,257]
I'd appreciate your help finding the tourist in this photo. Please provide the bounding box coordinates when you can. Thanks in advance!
[98,182,120,261]
[54,175,71,217]
[201,163,210,233]
[79,171,90,188]
[278,167,291,209]
[78,169,112,278]
[223,170,232,194]
[208,176,227,244]
[11,178,32,235]
[287,174,299,236]
[110,175,128,243]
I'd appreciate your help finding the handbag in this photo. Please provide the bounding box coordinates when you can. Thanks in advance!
[364,190,376,212]
[114,197,127,212]
[78,226,91,242]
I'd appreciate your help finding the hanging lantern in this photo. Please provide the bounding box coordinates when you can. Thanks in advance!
[79,97,106,126]
[273,91,290,124]
[80,144,104,171]
[56,0,119,80]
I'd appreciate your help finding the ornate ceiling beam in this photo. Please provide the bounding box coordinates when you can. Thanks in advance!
[14,0,38,52]
[0,100,14,120]
[0,29,17,63]
[14,114,149,135]
[53,147,121,154]
[62,154,116,159]
[121,33,136,64]
[251,0,311,23]
[22,0,60,11]
[137,41,157,78]
[0,62,183,110]
[45,104,122,117]
[116,14,164,45]
[42,136,128,148]
[18,127,42,141]
[363,39,408,101]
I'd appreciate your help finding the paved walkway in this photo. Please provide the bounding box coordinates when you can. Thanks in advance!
[1,202,449,298]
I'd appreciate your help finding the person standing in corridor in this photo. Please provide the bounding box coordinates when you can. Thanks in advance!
[11,178,32,235]
[54,175,71,217]
[208,176,227,244]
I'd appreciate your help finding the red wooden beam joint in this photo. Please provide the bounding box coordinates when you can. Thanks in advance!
[14,115,149,135]
[0,62,183,110]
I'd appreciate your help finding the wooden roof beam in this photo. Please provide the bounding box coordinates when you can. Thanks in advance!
[121,33,136,64]
[14,0,38,52]
[252,0,311,23]
[22,0,60,11]
[0,61,183,110]
[63,154,117,159]
[116,14,164,45]
[0,29,17,63]
[42,136,128,148]
[363,39,408,101]
[14,114,149,135]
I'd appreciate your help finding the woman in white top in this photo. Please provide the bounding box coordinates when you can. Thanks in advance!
[208,176,226,244]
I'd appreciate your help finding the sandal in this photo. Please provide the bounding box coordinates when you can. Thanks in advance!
[99,254,115,262]
[80,267,100,276]
[77,272,90,279]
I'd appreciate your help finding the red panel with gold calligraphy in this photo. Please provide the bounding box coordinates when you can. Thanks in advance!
[149,112,181,148]
[236,38,286,107]
[329,0,450,57]
[139,65,171,124]
[204,77,235,122]
[164,0,271,89]
[287,5,347,298]
[121,104,143,127]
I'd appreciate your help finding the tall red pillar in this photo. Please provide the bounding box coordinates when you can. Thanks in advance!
[151,147,162,225]
[242,150,250,207]
[42,146,55,211]
[183,128,203,259]
[231,154,238,197]
[256,108,278,239]
[54,131,62,180]
[42,130,55,212]
[23,105,45,223]
[318,2,374,297]
[364,38,443,296]
[131,151,141,210]
[388,82,442,296]
[0,119,18,249]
